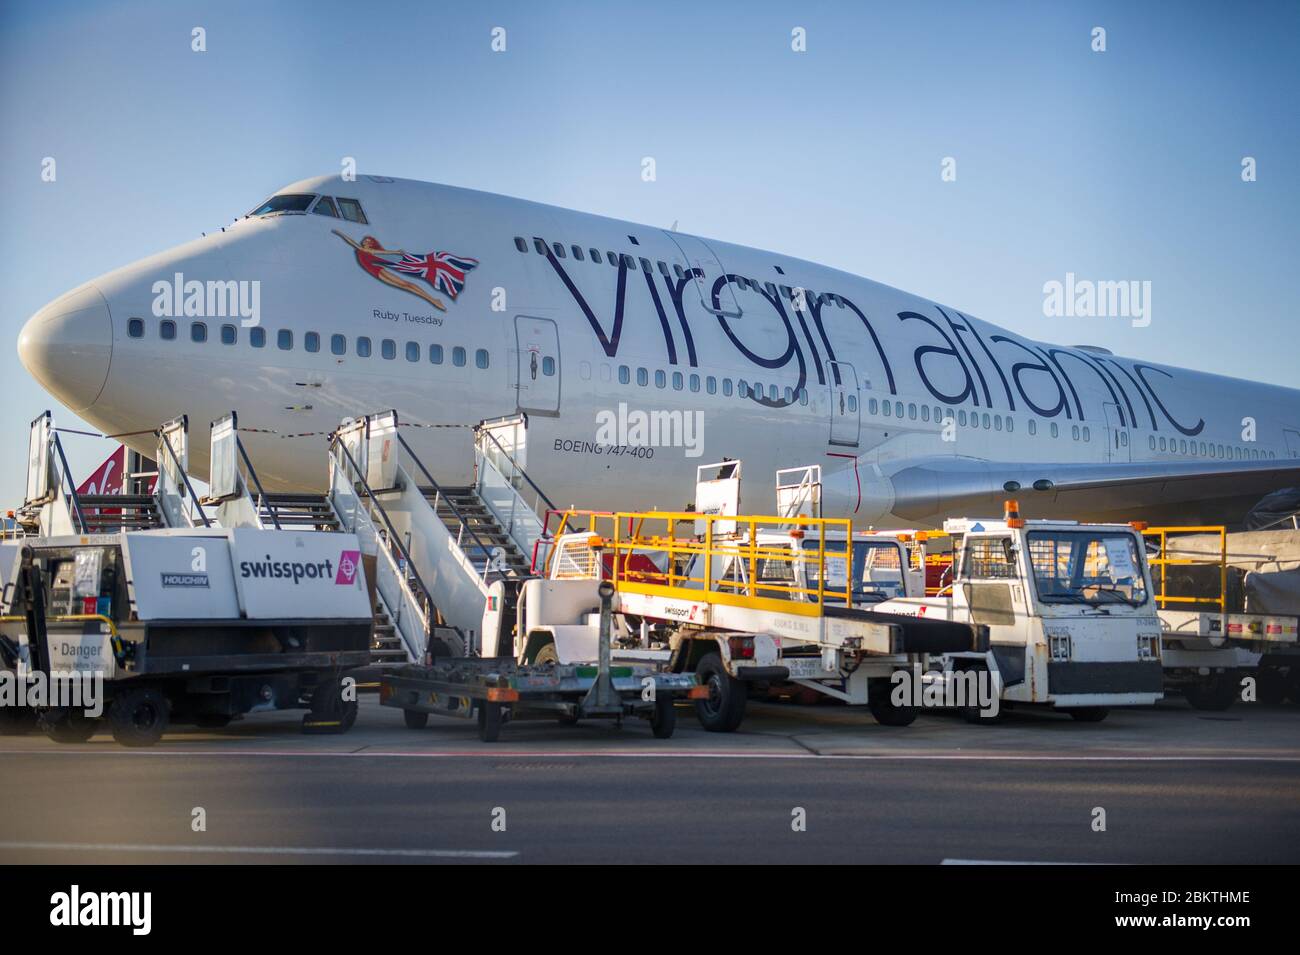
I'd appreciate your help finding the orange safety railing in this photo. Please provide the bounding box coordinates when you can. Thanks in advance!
[1142,525,1228,613]
[579,510,856,614]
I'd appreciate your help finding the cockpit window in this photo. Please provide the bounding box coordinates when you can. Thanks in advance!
[336,197,368,224]
[249,194,316,216]
[311,196,339,218]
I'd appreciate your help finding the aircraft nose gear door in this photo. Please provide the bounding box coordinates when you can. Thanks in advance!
[827,361,860,447]
[515,315,560,416]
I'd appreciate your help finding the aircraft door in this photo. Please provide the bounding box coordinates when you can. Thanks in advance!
[661,232,742,319]
[1102,402,1130,462]
[827,361,860,447]
[515,316,560,416]
[1286,429,1300,458]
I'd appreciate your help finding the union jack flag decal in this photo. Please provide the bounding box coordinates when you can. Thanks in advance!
[391,250,480,300]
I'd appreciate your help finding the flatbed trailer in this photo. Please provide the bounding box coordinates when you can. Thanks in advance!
[382,581,704,741]
[1145,525,1300,709]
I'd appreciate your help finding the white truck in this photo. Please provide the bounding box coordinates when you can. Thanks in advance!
[871,509,1165,721]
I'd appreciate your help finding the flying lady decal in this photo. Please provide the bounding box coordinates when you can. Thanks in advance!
[333,230,478,312]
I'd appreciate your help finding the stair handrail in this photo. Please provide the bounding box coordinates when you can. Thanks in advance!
[330,433,435,639]
[235,437,280,530]
[156,427,210,528]
[50,430,88,534]
[391,429,502,583]
[475,426,556,513]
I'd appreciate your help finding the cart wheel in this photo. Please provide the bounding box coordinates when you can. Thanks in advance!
[109,688,171,747]
[1184,672,1239,711]
[37,707,98,744]
[403,709,429,729]
[868,677,918,727]
[650,693,677,739]
[533,642,560,665]
[477,702,503,742]
[556,712,580,726]
[1064,707,1109,723]
[303,679,360,734]
[694,653,746,732]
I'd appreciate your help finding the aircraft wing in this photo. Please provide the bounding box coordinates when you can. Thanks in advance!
[886,456,1300,527]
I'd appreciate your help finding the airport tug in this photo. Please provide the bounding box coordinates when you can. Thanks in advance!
[871,502,1165,721]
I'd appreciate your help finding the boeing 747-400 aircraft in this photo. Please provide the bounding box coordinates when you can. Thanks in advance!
[18,175,1300,527]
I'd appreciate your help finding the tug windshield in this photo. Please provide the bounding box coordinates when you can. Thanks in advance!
[1026,530,1148,607]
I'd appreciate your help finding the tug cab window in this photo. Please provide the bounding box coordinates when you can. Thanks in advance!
[336,198,368,224]
[249,194,316,216]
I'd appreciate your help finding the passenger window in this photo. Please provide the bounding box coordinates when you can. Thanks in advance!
[637,367,648,386]
[690,374,700,393]
[869,398,878,414]
[277,330,293,350]
[429,344,443,364]
[572,246,584,261]
[250,327,265,348]
[331,334,345,355]
[541,356,555,376]
[305,332,320,353]
[658,261,670,276]
[706,376,716,394]
[128,318,144,338]
[1051,422,1059,438]
[607,252,619,266]
[672,372,683,390]
[674,264,685,279]
[847,395,857,412]
[618,365,630,384]
[908,403,917,420]
[356,336,371,357]
[406,341,420,362]
[476,349,489,369]
[552,242,566,259]
[533,238,547,255]
[312,197,339,218]
[160,320,176,340]
[640,257,652,273]
[381,339,396,360]
[514,237,528,253]
[722,378,733,397]
[336,198,368,224]
[222,324,237,345]
[590,248,601,263]
[191,322,207,343]
[884,402,892,418]
[655,370,666,389]
[453,346,466,367]
[921,406,930,422]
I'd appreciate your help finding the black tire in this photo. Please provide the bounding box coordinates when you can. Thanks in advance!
[303,678,359,734]
[556,712,580,725]
[192,714,232,729]
[477,701,503,742]
[403,708,429,729]
[868,677,918,727]
[1064,707,1109,723]
[650,693,677,739]
[1184,673,1239,711]
[533,642,560,665]
[109,687,171,747]
[694,652,746,732]
[38,707,98,743]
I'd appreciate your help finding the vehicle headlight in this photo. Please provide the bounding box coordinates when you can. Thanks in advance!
[1047,631,1072,662]
[1137,633,1161,661]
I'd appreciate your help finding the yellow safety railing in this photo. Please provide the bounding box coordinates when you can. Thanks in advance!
[1142,526,1228,613]
[562,510,856,616]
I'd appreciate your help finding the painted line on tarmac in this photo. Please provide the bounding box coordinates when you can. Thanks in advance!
[2,748,1298,762]
[0,840,517,860]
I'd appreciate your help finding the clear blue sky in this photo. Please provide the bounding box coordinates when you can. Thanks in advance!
[2,0,1297,505]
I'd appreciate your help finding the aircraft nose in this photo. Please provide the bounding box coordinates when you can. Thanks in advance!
[17,283,113,413]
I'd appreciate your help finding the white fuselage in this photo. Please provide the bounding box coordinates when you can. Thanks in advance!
[18,175,1300,527]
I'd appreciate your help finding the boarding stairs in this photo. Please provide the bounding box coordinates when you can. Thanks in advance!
[328,411,553,661]
[18,412,209,537]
